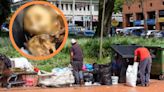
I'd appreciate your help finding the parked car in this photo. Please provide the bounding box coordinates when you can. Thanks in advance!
[141,30,157,38]
[154,31,164,38]
[116,28,123,35]
[123,27,144,36]
[83,29,95,37]
[68,24,79,35]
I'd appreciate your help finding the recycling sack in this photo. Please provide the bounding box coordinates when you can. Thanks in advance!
[126,62,139,87]
[39,68,74,87]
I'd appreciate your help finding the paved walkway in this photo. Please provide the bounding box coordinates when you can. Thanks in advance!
[0,80,164,92]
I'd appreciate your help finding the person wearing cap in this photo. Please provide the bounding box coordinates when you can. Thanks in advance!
[134,46,152,87]
[70,39,84,85]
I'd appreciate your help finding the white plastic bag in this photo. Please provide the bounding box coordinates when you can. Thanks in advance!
[126,62,139,87]
[39,67,74,87]
[10,57,34,72]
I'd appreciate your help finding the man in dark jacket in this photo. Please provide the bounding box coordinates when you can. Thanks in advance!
[70,39,83,85]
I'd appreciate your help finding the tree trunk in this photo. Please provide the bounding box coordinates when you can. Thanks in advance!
[95,0,115,37]
[0,0,10,26]
[140,0,147,31]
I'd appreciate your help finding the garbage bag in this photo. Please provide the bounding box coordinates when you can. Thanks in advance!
[10,57,34,72]
[85,64,93,71]
[119,60,128,83]
[126,62,139,87]
[82,65,87,71]
[0,54,11,69]
[99,63,112,85]
[92,63,100,83]
[83,72,93,82]
[39,68,74,87]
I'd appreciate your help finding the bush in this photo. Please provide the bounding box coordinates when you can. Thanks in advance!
[0,35,164,71]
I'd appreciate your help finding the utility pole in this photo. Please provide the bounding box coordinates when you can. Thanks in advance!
[72,0,75,33]
[99,0,106,60]
[72,0,75,26]
[90,0,92,30]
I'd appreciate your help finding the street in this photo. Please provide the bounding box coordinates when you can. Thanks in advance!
[0,80,164,92]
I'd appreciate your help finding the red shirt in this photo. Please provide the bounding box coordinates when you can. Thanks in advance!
[134,47,151,61]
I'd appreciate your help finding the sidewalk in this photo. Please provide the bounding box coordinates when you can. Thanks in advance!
[0,80,164,92]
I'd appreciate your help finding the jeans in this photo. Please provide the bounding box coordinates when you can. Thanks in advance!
[139,57,152,85]
[71,61,83,84]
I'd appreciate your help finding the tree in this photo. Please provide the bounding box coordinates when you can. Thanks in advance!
[114,0,123,13]
[0,0,11,26]
[95,0,115,37]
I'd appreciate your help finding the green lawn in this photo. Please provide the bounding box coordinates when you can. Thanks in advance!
[0,32,164,71]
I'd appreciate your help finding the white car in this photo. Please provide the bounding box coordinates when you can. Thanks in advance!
[123,27,144,36]
[116,28,123,34]
[154,31,164,38]
[141,30,157,38]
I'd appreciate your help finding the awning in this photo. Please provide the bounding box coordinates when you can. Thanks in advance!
[134,20,144,26]
[147,19,155,25]
[158,17,164,23]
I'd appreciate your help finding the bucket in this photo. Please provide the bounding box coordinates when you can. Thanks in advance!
[111,76,119,85]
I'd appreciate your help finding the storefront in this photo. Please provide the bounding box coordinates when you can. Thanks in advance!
[158,17,164,30]
[125,14,133,27]
[158,10,164,30]
[147,19,156,30]
[134,20,144,26]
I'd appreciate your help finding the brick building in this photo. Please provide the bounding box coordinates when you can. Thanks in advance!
[123,0,164,30]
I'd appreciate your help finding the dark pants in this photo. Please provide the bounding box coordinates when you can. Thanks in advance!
[139,57,152,85]
[71,61,83,84]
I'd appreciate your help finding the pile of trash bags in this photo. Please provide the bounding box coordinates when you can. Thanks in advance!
[83,63,112,85]
[82,64,93,71]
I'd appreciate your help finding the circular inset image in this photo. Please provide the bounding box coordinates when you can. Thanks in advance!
[9,1,68,60]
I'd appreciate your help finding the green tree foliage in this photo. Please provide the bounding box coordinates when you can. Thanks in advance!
[0,0,11,26]
[114,0,123,13]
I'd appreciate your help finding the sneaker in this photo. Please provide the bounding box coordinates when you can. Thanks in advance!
[145,83,150,87]
[137,84,145,87]
[80,80,84,86]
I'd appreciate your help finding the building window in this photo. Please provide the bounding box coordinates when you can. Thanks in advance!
[150,3,152,7]
[79,7,82,11]
[147,11,155,19]
[94,5,98,11]
[159,10,164,17]
[70,4,72,10]
[136,13,144,20]
[56,4,59,7]
[139,5,141,8]
[75,4,77,10]
[65,4,68,10]
[88,5,90,11]
[61,4,63,10]
[84,7,85,11]
[128,6,130,10]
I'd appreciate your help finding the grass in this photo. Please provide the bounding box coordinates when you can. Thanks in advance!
[0,32,164,71]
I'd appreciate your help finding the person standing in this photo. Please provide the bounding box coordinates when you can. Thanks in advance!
[134,47,152,87]
[70,39,84,85]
